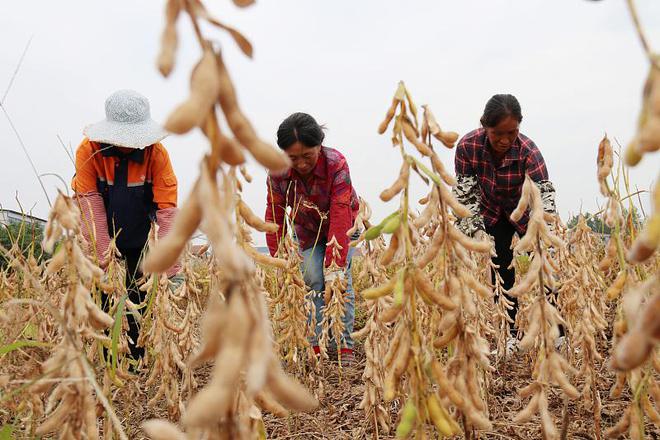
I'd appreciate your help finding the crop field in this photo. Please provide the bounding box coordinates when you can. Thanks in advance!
[0,1,659,439]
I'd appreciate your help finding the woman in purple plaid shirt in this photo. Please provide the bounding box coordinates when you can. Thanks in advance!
[452,95,557,347]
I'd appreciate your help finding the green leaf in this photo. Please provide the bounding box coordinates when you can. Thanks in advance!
[381,215,401,234]
[364,225,384,241]
[407,155,442,187]
[0,424,14,440]
[111,295,127,375]
[393,269,406,306]
[22,323,38,339]
[0,340,50,356]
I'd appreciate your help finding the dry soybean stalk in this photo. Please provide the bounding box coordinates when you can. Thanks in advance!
[562,216,609,439]
[143,1,322,436]
[628,179,660,264]
[319,236,349,371]
[144,276,318,440]
[138,226,190,417]
[358,81,476,438]
[421,155,495,434]
[508,177,577,440]
[269,231,320,378]
[98,238,133,382]
[31,193,115,439]
[623,51,660,166]
[622,0,659,262]
[605,275,659,439]
[351,200,393,436]
[234,171,319,377]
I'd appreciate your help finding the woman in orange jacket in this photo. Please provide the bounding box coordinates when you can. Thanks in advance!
[71,89,179,360]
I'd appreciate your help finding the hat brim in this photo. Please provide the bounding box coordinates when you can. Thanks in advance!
[83,118,169,149]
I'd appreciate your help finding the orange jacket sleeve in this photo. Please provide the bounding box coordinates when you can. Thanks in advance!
[71,138,99,194]
[150,143,178,209]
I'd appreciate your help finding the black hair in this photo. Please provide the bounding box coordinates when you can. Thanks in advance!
[480,94,523,128]
[276,112,325,150]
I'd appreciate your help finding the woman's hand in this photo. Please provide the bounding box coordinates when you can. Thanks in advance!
[324,268,346,284]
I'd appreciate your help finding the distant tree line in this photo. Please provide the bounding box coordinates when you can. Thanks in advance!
[0,221,44,269]
[566,207,643,235]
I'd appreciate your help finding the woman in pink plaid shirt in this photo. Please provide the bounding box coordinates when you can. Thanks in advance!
[453,95,557,351]
[265,113,360,367]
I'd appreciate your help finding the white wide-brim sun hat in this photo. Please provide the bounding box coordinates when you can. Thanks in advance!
[83,89,168,149]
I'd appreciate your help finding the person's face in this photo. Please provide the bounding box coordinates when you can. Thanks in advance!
[485,115,520,156]
[285,142,321,176]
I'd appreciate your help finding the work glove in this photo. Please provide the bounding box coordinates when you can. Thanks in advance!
[324,268,346,284]
[168,273,185,293]
[474,230,493,242]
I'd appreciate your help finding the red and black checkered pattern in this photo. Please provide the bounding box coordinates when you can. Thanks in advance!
[455,128,549,233]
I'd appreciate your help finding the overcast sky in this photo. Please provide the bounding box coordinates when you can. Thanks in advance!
[1,0,658,245]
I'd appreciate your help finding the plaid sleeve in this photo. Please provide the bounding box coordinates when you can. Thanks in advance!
[265,176,287,257]
[525,146,555,213]
[325,162,354,268]
[454,141,475,175]
[525,146,549,181]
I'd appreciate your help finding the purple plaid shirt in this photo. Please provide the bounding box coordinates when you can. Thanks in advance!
[454,128,550,234]
[266,147,359,268]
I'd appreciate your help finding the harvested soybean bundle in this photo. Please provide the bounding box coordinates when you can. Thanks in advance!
[319,237,350,368]
[138,225,194,418]
[559,216,609,435]
[267,232,319,375]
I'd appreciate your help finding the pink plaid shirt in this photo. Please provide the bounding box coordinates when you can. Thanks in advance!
[265,147,359,268]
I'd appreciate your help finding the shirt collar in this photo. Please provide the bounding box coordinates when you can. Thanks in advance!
[100,143,145,163]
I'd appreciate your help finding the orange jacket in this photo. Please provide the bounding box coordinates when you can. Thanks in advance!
[72,138,177,208]
[72,138,177,251]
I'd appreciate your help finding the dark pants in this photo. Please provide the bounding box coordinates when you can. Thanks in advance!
[103,248,145,361]
[485,217,518,331]
[122,248,145,360]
